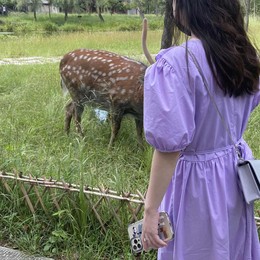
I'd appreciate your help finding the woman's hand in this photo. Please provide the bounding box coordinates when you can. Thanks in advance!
[141,209,168,251]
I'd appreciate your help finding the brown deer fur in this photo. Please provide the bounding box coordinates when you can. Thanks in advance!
[60,49,147,147]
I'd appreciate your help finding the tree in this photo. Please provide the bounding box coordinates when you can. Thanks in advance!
[16,0,41,20]
[133,0,145,19]
[56,0,75,21]
[244,0,251,31]
[95,0,105,21]
[160,0,174,49]
[31,0,42,20]
[106,0,126,14]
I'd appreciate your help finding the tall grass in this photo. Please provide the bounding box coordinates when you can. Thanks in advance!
[0,30,162,60]
[0,14,259,259]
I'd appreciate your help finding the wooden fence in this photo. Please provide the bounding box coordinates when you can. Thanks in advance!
[0,170,146,233]
[0,170,260,233]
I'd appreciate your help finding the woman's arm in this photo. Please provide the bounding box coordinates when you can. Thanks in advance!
[142,149,180,251]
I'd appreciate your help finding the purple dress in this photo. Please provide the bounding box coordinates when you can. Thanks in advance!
[144,39,260,260]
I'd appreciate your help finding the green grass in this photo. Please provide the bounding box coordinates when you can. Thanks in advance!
[0,30,162,60]
[0,63,153,191]
[0,13,259,260]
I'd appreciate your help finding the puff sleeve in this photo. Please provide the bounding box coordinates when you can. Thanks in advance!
[144,50,196,152]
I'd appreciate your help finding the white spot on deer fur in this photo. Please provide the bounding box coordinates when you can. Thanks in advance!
[84,56,88,60]
[79,75,83,80]
[116,77,128,81]
[67,65,71,70]
[109,89,117,94]
[108,71,115,77]
[109,63,114,67]
[72,78,76,83]
[130,76,134,80]
[126,69,131,73]
[121,89,126,95]
[74,57,78,61]
[110,78,116,84]
[99,83,108,88]
[102,73,106,77]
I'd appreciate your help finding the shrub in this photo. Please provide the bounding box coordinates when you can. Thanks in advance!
[43,22,59,33]
[60,24,85,32]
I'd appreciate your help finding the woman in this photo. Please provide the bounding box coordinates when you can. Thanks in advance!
[141,0,260,259]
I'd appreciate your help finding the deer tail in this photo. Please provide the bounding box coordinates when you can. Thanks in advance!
[60,78,68,96]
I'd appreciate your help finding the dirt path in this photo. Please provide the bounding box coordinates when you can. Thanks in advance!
[0,56,61,65]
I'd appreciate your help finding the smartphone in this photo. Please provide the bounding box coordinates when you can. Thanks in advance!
[127,212,174,255]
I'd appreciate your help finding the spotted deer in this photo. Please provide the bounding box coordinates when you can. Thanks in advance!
[60,49,147,147]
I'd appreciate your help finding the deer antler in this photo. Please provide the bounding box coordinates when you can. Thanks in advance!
[142,18,155,65]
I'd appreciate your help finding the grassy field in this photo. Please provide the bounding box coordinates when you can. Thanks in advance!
[0,13,259,260]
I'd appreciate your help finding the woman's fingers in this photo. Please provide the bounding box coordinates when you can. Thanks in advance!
[142,234,167,251]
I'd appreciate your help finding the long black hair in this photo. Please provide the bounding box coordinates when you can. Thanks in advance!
[174,0,260,97]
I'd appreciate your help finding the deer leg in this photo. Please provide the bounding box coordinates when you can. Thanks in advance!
[108,111,123,148]
[65,101,74,135]
[135,118,144,147]
[74,103,84,136]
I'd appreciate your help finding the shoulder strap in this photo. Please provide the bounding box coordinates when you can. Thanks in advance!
[185,48,242,159]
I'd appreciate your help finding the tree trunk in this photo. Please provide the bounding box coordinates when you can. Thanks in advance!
[161,0,174,49]
[65,9,68,21]
[135,0,145,19]
[48,4,51,18]
[33,9,37,21]
[245,0,251,31]
[97,6,104,22]
[155,0,159,16]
